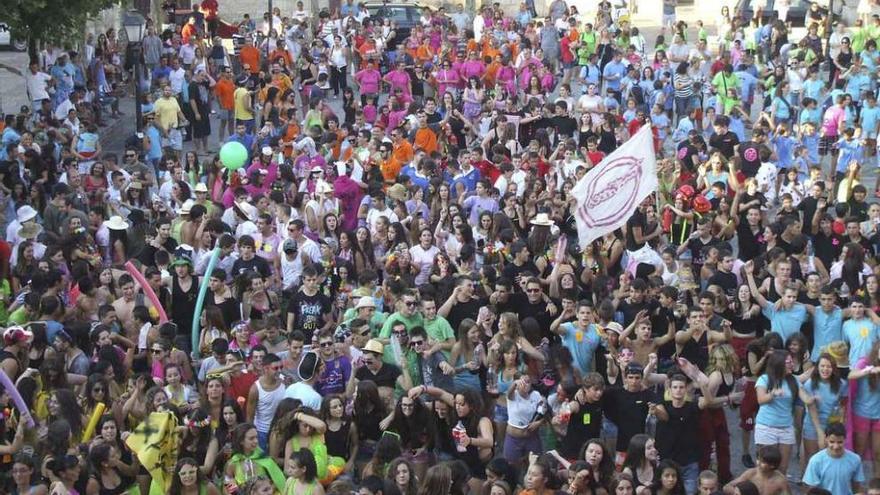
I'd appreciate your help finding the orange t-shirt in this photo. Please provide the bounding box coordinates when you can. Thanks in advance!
[239,45,261,74]
[269,48,292,68]
[414,128,438,155]
[213,79,235,110]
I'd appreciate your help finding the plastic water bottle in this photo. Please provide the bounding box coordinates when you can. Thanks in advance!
[486,366,498,395]
[452,421,468,452]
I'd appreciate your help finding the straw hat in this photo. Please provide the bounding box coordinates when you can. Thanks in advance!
[128,181,143,190]
[178,199,195,216]
[315,180,334,194]
[194,183,208,193]
[363,339,384,355]
[103,216,129,231]
[18,223,42,240]
[355,297,376,310]
[530,212,554,226]
[824,341,850,368]
[387,183,407,202]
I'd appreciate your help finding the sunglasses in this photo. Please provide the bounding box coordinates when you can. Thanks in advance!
[526,288,541,293]
[410,339,424,346]
[405,301,419,307]
[151,348,163,354]
[319,341,334,348]
[358,330,371,336]
[93,387,105,393]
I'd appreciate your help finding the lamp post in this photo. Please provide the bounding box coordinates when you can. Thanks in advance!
[123,10,146,132]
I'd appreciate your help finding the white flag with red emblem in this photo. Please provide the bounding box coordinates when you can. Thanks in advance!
[571,125,658,248]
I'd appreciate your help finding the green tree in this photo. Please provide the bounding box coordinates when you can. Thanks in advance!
[0,0,117,59]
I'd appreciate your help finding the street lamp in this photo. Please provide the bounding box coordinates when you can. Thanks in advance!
[123,10,146,132]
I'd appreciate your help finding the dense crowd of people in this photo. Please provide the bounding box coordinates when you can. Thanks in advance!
[13,0,880,494]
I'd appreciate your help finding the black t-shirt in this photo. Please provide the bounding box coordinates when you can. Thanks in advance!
[231,255,272,279]
[559,398,603,458]
[551,115,578,140]
[355,362,401,389]
[737,222,766,262]
[625,209,647,251]
[685,235,719,269]
[799,196,821,228]
[675,141,699,170]
[709,131,740,159]
[446,297,487,335]
[849,199,869,223]
[603,385,659,452]
[707,270,738,298]
[138,237,179,267]
[287,290,332,342]
[501,261,540,288]
[737,140,764,177]
[655,400,701,465]
[813,231,843,269]
[618,299,654,328]
[510,292,558,340]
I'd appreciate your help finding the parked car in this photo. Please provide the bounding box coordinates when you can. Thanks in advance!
[363,1,430,48]
[0,23,26,51]
[734,0,836,28]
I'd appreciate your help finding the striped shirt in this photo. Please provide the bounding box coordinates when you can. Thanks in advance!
[673,73,694,98]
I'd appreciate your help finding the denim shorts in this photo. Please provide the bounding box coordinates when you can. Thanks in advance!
[494,404,509,423]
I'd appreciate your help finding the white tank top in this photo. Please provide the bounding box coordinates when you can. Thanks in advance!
[254,379,286,432]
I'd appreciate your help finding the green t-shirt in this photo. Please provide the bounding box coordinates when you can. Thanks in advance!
[7,306,28,326]
[579,31,597,57]
[379,312,424,364]
[423,316,456,358]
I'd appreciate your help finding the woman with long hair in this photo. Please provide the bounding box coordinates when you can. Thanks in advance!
[487,339,524,446]
[755,348,815,475]
[85,442,135,495]
[284,448,325,495]
[650,459,685,495]
[207,398,245,476]
[225,423,285,492]
[699,344,740,483]
[321,395,358,474]
[11,453,48,495]
[169,457,220,495]
[621,434,658,493]
[387,395,436,479]
[802,353,847,463]
[847,339,880,475]
[418,464,452,495]
[387,457,419,495]
[353,380,385,469]
[450,319,484,392]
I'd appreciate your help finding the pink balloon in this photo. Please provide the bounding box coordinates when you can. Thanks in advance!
[124,261,169,324]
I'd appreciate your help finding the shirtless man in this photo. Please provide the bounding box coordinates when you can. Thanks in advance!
[722,445,789,495]
[112,274,138,338]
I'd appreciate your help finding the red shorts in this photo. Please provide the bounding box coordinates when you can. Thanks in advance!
[852,414,880,433]
[739,380,758,431]
[730,336,754,362]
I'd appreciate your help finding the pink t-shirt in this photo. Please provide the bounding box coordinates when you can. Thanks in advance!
[822,105,845,136]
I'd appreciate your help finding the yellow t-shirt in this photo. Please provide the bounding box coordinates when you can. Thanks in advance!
[234,87,254,121]
[153,96,181,132]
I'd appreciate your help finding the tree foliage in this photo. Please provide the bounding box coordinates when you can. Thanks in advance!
[0,0,118,57]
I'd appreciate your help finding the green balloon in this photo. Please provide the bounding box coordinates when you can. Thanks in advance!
[220,141,248,170]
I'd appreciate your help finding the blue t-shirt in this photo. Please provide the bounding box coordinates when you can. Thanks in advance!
[755,373,799,427]
[773,135,795,169]
[861,105,880,137]
[835,138,864,174]
[802,378,847,434]
[602,61,627,91]
[651,113,670,140]
[802,133,820,164]
[812,307,844,361]
[803,449,865,495]
[561,322,602,377]
[843,318,879,367]
[761,304,809,342]
[803,78,826,101]
[800,106,822,127]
